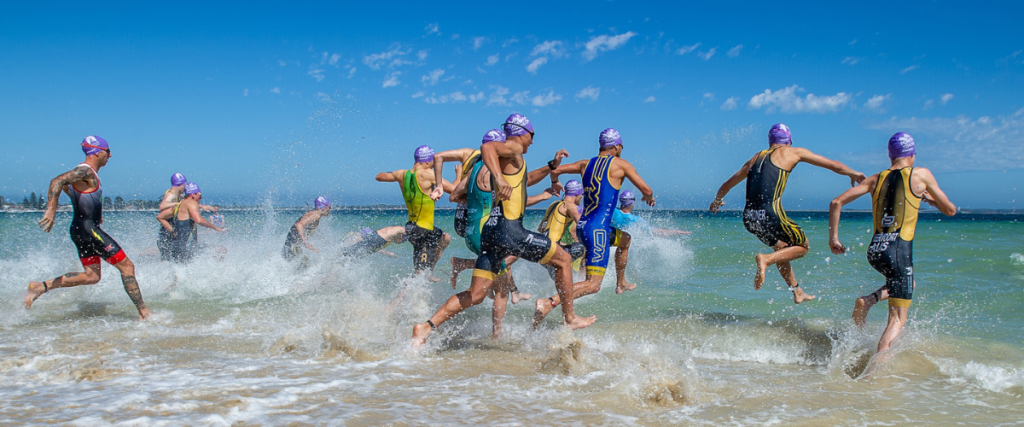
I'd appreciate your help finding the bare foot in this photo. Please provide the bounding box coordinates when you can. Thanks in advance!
[792,287,816,304]
[615,282,637,294]
[511,291,532,304]
[754,253,769,290]
[532,298,554,329]
[428,276,442,283]
[853,296,874,327]
[24,282,47,309]
[411,323,432,347]
[138,308,151,320]
[566,315,597,330]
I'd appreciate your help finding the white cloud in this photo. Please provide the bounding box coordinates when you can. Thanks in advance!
[485,54,499,66]
[526,57,548,74]
[576,86,601,101]
[842,56,862,65]
[582,32,637,61]
[468,92,485,103]
[382,72,401,88]
[900,65,919,74]
[703,92,715,101]
[308,68,326,82]
[363,45,410,70]
[417,50,429,61]
[329,53,340,66]
[270,87,281,94]
[940,93,954,105]
[644,96,656,103]
[864,94,891,112]
[747,84,852,113]
[721,97,739,110]
[531,40,565,58]
[424,22,440,35]
[503,38,519,47]
[412,91,424,98]
[421,68,445,86]
[698,47,717,61]
[487,85,511,106]
[473,37,487,50]
[530,90,562,107]
[347,67,357,78]
[676,42,700,55]
[924,99,935,109]
[727,44,743,58]
[867,107,1024,171]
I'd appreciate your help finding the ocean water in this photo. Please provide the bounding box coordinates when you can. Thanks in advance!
[1,208,1022,426]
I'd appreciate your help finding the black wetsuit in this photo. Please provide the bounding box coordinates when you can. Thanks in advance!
[68,164,126,266]
[282,218,317,261]
[169,202,198,263]
[743,146,807,247]
[340,231,390,256]
[868,167,922,307]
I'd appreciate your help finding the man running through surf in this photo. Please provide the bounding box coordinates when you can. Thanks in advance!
[828,132,956,353]
[710,123,865,304]
[533,128,656,327]
[25,136,151,320]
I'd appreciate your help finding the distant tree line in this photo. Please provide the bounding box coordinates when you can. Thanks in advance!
[1,193,161,210]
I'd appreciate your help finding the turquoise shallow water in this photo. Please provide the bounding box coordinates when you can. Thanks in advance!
[1,208,1022,425]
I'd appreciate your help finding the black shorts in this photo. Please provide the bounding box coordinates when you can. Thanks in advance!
[742,207,807,248]
[70,220,126,266]
[157,227,173,261]
[454,203,468,238]
[867,234,914,307]
[474,218,557,277]
[544,242,585,280]
[341,231,389,256]
[406,222,446,271]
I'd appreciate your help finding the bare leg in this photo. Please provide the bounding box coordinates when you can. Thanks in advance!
[491,274,512,339]
[449,257,476,290]
[411,273,495,347]
[534,271,602,329]
[112,257,150,320]
[614,232,636,294]
[877,305,909,352]
[776,261,815,304]
[428,233,452,279]
[25,263,102,309]
[853,287,888,327]
[754,243,808,290]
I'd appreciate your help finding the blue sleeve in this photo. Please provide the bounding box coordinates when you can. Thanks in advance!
[611,209,626,229]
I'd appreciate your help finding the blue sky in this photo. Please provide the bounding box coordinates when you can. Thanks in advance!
[2,1,1022,210]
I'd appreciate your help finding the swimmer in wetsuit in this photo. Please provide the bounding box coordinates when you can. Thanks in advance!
[280,196,331,262]
[411,114,578,346]
[156,182,226,263]
[538,179,586,281]
[533,128,657,327]
[613,190,691,237]
[710,123,865,304]
[26,136,151,320]
[828,132,956,353]
[340,226,407,257]
[376,146,455,279]
[157,173,188,261]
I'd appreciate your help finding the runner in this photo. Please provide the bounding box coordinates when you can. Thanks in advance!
[828,132,956,353]
[340,226,407,257]
[157,173,188,261]
[709,123,865,303]
[533,128,656,326]
[613,190,690,236]
[156,182,226,263]
[538,179,586,281]
[376,146,455,278]
[411,114,581,346]
[280,196,331,262]
[210,205,225,228]
[25,136,150,320]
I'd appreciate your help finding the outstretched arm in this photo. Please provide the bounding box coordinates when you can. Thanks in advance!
[828,175,877,254]
[796,148,866,186]
[526,149,570,187]
[915,168,956,216]
[38,165,93,232]
[526,188,556,207]
[710,158,752,213]
[189,202,226,233]
[621,161,656,207]
[431,148,475,200]
[375,170,405,183]
[292,211,319,252]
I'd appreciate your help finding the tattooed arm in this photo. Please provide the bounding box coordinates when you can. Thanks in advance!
[39,165,93,233]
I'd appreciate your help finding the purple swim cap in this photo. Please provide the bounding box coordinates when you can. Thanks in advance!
[503,114,534,137]
[599,128,623,148]
[564,180,583,197]
[888,132,916,159]
[414,145,435,163]
[482,128,506,144]
[360,227,375,238]
[171,173,187,187]
[619,190,636,207]
[81,135,109,156]
[184,182,201,196]
[768,123,792,146]
[314,196,330,209]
